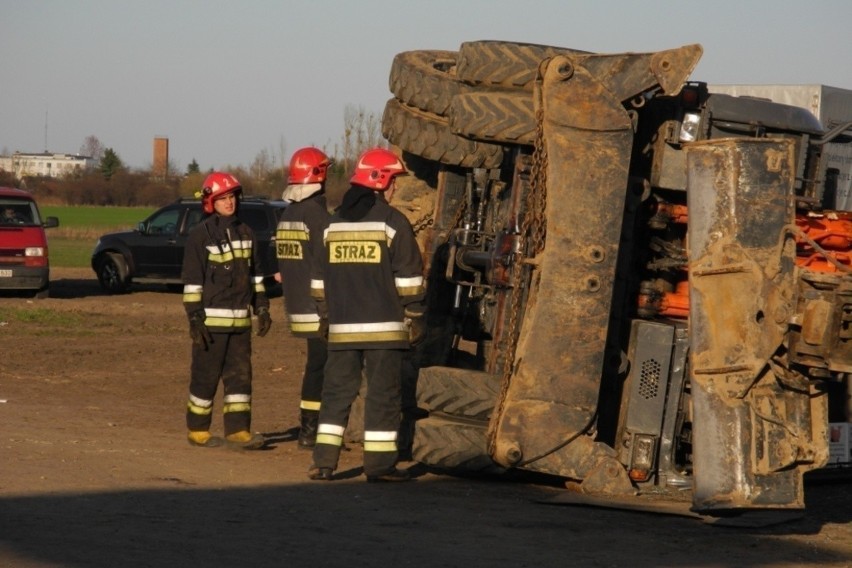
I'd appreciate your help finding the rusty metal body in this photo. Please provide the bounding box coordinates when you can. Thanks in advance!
[686,139,827,509]
[400,42,850,515]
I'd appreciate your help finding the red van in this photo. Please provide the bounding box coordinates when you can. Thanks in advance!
[0,187,60,298]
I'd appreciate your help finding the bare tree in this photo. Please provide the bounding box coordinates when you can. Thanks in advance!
[277,136,288,173]
[180,171,206,198]
[250,148,274,181]
[340,104,385,173]
[79,135,105,162]
[167,160,181,178]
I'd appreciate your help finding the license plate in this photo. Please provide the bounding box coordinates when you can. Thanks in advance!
[0,269,12,277]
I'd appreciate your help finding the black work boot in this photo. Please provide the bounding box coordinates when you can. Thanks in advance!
[298,410,319,449]
[308,466,334,481]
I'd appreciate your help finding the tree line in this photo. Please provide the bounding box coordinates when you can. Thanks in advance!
[1,105,382,207]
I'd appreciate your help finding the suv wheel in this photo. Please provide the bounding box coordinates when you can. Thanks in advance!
[97,253,130,294]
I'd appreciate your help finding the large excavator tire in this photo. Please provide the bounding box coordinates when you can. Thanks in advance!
[413,414,504,473]
[416,366,501,421]
[448,90,536,146]
[389,50,468,116]
[456,40,589,89]
[381,98,504,169]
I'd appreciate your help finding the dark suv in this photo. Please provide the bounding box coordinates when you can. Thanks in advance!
[91,197,286,293]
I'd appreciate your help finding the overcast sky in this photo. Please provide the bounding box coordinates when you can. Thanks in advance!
[2,0,851,172]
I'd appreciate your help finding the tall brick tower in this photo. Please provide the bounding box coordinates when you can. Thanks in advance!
[153,137,169,178]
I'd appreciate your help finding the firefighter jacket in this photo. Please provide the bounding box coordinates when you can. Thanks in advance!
[312,186,425,350]
[276,194,329,338]
[182,212,269,333]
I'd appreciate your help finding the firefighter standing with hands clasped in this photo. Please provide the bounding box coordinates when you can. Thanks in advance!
[309,148,426,482]
[275,147,332,448]
[182,172,272,450]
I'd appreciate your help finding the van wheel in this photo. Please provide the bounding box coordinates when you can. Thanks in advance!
[97,253,129,294]
[33,285,49,299]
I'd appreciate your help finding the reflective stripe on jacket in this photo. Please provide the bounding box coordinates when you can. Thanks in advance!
[276,195,329,338]
[313,195,424,350]
[182,213,269,332]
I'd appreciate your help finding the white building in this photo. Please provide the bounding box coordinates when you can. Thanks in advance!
[0,152,96,178]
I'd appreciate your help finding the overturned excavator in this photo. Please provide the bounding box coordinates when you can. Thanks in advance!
[381,41,852,518]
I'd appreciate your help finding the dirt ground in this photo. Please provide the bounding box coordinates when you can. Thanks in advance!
[0,267,850,568]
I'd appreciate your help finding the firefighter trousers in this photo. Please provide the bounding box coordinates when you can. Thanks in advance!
[186,330,253,436]
[300,337,328,411]
[313,348,404,476]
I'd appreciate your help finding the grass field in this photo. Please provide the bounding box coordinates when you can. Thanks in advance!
[41,205,156,268]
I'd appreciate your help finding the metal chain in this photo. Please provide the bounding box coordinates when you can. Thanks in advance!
[411,210,435,235]
[503,105,548,375]
[416,194,466,238]
[449,196,467,235]
[490,87,548,452]
[529,118,548,256]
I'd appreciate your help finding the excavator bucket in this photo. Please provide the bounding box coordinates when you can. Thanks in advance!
[490,45,702,483]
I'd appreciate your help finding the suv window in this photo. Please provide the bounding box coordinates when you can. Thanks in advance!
[146,208,181,236]
[185,208,205,234]
[240,207,272,232]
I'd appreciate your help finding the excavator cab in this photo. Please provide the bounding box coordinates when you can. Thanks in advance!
[383,42,848,516]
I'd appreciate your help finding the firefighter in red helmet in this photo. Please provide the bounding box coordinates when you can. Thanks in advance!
[276,147,333,448]
[182,171,272,450]
[309,148,426,482]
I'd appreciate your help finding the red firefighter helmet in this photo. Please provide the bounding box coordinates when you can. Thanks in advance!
[288,147,331,185]
[200,172,242,214]
[350,148,407,191]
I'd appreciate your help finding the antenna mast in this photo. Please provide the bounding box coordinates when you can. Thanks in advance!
[43,101,48,152]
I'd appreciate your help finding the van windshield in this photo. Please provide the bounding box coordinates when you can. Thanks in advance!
[0,199,41,226]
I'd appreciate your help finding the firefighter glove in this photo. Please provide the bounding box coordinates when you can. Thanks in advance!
[256,307,272,337]
[404,308,426,347]
[188,312,212,350]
